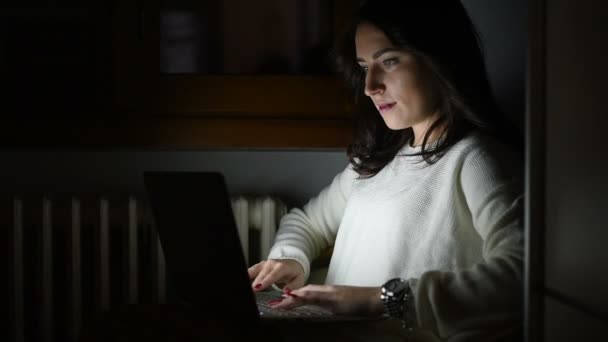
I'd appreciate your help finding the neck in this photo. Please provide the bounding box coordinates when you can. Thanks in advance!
[411,118,445,147]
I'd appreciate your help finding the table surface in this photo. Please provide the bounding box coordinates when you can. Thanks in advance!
[79,304,417,342]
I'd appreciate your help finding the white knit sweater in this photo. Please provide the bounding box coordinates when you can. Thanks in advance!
[267,132,524,339]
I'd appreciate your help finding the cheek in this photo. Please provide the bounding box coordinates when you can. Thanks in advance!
[390,70,417,99]
[393,80,425,113]
[413,67,441,113]
[396,76,436,115]
[418,76,440,109]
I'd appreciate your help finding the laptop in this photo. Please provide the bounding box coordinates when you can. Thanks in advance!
[143,171,378,323]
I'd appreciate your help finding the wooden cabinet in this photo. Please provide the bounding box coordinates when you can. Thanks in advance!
[1,1,358,148]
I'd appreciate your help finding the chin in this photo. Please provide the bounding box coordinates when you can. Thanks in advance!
[380,112,411,130]
[383,119,410,131]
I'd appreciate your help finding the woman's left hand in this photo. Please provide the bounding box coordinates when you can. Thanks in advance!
[269,284,384,316]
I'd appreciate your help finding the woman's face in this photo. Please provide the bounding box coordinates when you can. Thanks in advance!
[355,21,440,136]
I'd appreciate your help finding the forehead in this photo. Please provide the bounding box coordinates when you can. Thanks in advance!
[355,22,395,56]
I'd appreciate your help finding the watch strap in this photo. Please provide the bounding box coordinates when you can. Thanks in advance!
[381,278,416,331]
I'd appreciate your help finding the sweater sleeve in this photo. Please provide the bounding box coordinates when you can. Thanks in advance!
[409,142,524,340]
[267,164,357,280]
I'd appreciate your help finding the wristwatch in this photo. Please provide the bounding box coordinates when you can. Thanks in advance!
[381,278,414,330]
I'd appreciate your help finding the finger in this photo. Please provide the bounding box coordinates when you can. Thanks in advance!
[282,287,300,298]
[269,295,303,310]
[290,285,335,308]
[251,264,274,290]
[252,270,270,291]
[293,284,333,293]
[290,284,336,300]
[273,286,335,311]
[257,266,290,290]
[283,277,303,291]
[247,262,264,280]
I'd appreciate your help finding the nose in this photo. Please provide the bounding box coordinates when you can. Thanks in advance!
[363,67,385,97]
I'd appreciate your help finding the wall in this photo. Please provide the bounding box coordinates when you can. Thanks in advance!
[2,149,348,208]
[463,0,527,130]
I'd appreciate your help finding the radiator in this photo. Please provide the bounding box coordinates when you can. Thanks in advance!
[231,195,288,264]
[5,194,287,342]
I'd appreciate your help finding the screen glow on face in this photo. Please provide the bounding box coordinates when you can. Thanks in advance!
[355,22,440,134]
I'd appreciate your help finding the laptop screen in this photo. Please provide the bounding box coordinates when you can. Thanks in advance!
[144,172,259,319]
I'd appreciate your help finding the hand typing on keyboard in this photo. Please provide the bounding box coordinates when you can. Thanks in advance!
[249,259,383,317]
[268,284,384,316]
[255,290,334,318]
[248,259,306,292]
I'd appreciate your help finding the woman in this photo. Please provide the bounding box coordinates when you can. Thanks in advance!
[249,0,523,340]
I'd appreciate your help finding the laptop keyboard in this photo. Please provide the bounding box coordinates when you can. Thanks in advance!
[255,291,334,318]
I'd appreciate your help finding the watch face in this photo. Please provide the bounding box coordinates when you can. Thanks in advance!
[385,278,408,294]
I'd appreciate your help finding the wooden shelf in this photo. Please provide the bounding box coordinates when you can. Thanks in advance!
[1,118,352,149]
[2,0,360,150]
[159,75,354,117]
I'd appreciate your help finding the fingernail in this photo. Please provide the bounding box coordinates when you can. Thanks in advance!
[268,299,283,305]
[254,284,262,289]
[283,287,299,297]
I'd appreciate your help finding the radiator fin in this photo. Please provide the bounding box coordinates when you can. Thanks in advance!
[69,198,82,342]
[5,194,286,342]
[42,198,53,342]
[231,196,287,264]
[11,198,25,342]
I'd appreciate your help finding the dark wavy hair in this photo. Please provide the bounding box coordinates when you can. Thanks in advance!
[333,0,521,178]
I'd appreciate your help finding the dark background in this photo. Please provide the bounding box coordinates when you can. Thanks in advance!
[6,0,608,341]
[0,0,526,206]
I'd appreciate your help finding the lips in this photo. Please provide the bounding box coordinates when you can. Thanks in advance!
[377,103,396,113]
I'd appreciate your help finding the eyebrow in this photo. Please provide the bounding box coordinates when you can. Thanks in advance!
[356,47,403,63]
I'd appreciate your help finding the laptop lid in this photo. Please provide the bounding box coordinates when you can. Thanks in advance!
[143,171,259,319]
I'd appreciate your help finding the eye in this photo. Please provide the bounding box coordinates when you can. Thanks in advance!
[383,58,399,66]
[359,64,368,73]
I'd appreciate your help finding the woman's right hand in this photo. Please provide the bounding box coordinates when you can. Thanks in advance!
[248,259,306,292]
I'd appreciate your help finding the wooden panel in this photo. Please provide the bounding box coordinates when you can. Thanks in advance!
[0,118,352,148]
[160,75,354,117]
[113,0,159,114]
[3,1,357,149]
